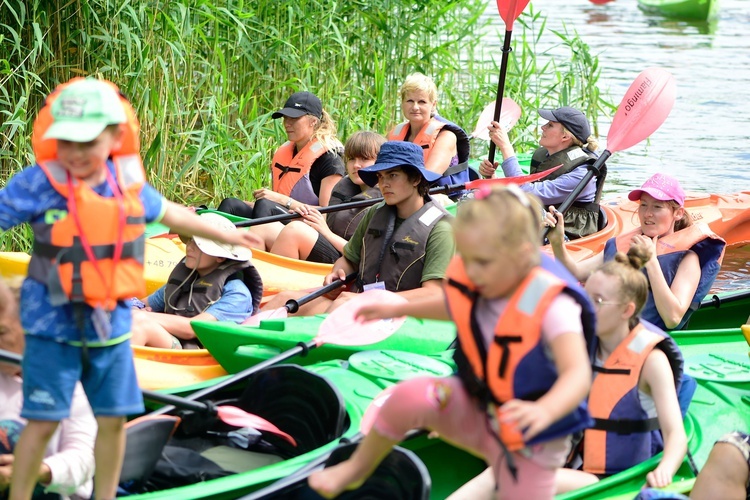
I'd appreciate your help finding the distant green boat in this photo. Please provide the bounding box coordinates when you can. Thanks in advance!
[637,0,718,20]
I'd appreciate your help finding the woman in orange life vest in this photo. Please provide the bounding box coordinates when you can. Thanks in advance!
[308,186,594,500]
[388,73,472,193]
[545,173,726,332]
[555,244,687,493]
[268,131,385,264]
[217,91,345,250]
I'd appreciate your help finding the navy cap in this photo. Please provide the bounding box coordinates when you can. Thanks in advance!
[538,106,591,144]
[272,91,323,119]
[357,141,442,188]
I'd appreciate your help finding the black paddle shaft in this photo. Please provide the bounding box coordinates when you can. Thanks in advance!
[486,29,513,167]
[234,183,468,228]
[284,272,358,314]
[541,150,609,241]
[141,388,215,414]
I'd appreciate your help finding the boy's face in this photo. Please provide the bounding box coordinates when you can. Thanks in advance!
[56,125,123,183]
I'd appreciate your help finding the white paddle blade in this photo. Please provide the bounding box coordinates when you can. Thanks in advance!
[471,98,522,140]
[316,289,408,347]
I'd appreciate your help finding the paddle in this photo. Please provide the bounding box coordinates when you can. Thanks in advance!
[485,0,532,168]
[0,347,297,445]
[700,289,750,309]
[242,272,358,326]
[159,290,410,412]
[542,67,677,240]
[470,98,522,141]
[235,166,563,228]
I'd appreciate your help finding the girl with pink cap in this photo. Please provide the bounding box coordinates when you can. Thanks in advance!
[546,173,725,332]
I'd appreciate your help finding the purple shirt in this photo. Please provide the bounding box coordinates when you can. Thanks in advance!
[501,155,596,205]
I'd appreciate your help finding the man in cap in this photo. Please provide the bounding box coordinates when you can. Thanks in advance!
[262,141,456,315]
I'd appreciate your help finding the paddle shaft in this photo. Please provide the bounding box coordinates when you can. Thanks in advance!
[541,150,609,240]
[234,182,470,228]
[700,289,750,309]
[285,272,358,314]
[142,388,215,413]
[486,28,514,167]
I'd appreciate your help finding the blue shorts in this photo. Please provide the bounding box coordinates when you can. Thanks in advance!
[21,335,144,420]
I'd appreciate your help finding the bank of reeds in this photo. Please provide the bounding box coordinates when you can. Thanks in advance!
[0,0,610,250]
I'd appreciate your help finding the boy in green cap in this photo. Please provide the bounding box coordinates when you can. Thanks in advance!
[0,77,260,500]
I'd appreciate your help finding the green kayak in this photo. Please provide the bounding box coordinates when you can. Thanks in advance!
[637,0,718,20]
[193,315,456,374]
[123,352,485,499]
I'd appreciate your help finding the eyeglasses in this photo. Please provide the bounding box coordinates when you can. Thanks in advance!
[592,297,624,309]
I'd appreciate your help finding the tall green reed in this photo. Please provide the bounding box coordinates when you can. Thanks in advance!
[0,0,610,251]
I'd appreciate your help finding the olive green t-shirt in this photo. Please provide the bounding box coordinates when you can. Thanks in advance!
[343,203,455,284]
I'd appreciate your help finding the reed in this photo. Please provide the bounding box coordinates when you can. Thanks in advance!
[0,0,611,251]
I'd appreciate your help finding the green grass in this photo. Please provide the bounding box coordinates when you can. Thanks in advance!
[0,0,612,251]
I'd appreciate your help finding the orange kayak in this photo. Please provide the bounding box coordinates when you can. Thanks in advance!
[131,345,227,390]
[0,236,331,296]
[542,191,750,263]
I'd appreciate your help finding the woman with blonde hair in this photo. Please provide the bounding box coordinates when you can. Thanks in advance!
[388,73,472,194]
[218,91,345,250]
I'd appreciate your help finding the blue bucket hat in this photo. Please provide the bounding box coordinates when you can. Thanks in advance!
[357,141,442,188]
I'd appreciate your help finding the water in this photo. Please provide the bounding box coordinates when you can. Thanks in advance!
[482,0,750,291]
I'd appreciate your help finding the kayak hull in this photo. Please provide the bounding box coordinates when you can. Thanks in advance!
[637,0,717,20]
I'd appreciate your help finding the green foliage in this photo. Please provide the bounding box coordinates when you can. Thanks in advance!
[0,0,611,251]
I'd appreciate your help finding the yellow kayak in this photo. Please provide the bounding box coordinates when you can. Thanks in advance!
[0,235,331,296]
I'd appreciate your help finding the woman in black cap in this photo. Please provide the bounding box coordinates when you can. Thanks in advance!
[218,91,345,249]
[479,106,603,239]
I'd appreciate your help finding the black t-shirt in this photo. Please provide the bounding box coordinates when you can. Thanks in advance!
[309,151,345,197]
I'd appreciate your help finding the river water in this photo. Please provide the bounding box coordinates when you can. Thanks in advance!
[482,0,750,291]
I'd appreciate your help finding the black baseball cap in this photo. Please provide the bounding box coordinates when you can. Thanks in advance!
[538,106,591,144]
[271,91,323,119]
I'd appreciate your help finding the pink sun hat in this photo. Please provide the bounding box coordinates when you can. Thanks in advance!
[627,173,686,207]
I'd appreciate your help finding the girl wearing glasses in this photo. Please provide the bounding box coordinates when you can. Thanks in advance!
[309,186,594,499]
[556,244,687,492]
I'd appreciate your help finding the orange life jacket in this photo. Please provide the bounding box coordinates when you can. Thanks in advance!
[388,118,447,161]
[446,256,592,450]
[27,79,147,310]
[583,324,680,475]
[271,140,328,205]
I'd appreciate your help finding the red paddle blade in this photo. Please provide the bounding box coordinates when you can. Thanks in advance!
[589,0,615,3]
[360,385,397,434]
[606,67,676,153]
[242,307,288,327]
[216,406,297,446]
[464,164,562,190]
[316,290,408,347]
[496,0,531,30]
[471,98,522,140]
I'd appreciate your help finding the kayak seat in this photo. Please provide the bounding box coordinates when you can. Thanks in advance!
[236,364,347,458]
[251,443,431,500]
[118,414,181,493]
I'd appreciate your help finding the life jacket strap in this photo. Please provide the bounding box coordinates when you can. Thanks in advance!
[273,162,301,179]
[592,417,660,434]
[493,335,523,378]
[34,238,144,263]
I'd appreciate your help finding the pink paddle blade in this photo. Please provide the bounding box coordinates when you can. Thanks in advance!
[589,0,615,3]
[496,0,532,30]
[606,67,676,153]
[470,98,522,140]
[465,164,561,190]
[360,385,397,434]
[241,307,288,327]
[316,290,408,347]
[216,406,297,446]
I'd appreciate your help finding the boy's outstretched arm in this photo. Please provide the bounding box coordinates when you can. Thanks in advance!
[160,201,263,249]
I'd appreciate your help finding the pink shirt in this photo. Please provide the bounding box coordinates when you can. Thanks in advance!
[0,374,95,500]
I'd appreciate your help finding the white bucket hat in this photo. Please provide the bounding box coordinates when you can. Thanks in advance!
[179,212,253,262]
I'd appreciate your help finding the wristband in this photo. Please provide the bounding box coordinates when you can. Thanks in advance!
[285,198,293,209]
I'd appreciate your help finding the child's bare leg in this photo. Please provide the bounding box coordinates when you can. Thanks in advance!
[308,429,399,498]
[270,221,318,260]
[691,441,749,500]
[447,467,495,500]
[93,416,126,500]
[130,311,177,348]
[554,468,599,494]
[9,420,58,500]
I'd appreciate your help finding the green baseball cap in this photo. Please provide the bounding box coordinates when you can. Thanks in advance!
[43,78,127,143]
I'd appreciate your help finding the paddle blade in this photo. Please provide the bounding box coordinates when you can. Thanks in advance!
[216,406,297,446]
[360,385,397,434]
[471,98,522,140]
[316,290,408,347]
[606,67,676,153]
[465,164,562,190]
[241,307,288,327]
[496,0,531,29]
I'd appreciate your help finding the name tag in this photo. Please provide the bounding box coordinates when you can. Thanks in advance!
[419,206,443,226]
[567,148,587,161]
[363,281,386,292]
